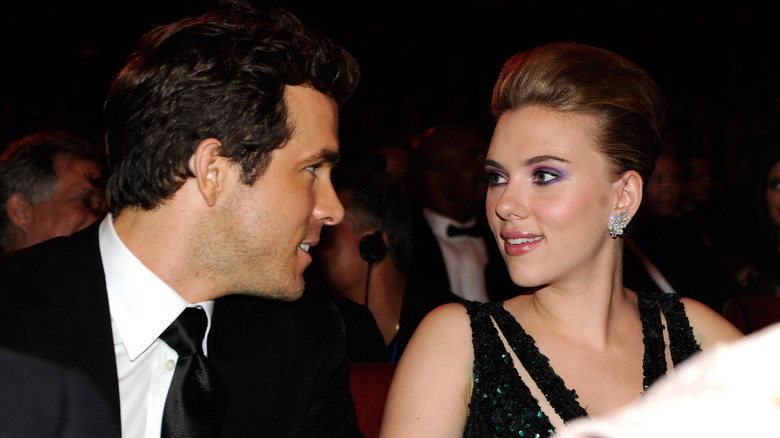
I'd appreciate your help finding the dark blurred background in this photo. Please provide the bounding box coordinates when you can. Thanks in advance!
[1,0,777,166]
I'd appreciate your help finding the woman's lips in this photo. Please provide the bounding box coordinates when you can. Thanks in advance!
[501,232,544,256]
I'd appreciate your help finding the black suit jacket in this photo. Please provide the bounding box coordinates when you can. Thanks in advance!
[409,205,524,302]
[0,347,117,437]
[0,222,361,438]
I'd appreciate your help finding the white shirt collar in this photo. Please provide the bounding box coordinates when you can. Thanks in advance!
[99,215,214,360]
[422,207,478,240]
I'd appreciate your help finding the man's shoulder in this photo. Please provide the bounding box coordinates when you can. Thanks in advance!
[0,236,66,283]
[215,293,343,333]
[0,223,101,284]
[0,224,104,313]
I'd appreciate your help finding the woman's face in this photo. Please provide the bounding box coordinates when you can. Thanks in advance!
[485,106,621,288]
[765,160,780,228]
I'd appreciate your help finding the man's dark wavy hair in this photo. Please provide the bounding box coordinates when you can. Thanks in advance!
[104,0,360,216]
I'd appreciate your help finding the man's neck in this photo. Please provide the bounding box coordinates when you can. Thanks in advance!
[112,208,212,303]
[366,263,406,345]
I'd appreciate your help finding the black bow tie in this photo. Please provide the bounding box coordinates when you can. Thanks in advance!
[447,224,482,238]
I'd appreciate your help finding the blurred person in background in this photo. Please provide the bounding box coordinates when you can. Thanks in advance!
[0,130,105,253]
[408,124,520,303]
[307,167,456,362]
[623,143,743,313]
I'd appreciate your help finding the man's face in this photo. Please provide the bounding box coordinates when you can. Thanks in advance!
[24,156,104,247]
[440,137,487,205]
[207,86,345,300]
[645,154,682,217]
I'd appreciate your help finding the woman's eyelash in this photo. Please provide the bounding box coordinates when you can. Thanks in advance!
[532,168,562,185]
[486,170,507,186]
[485,167,564,187]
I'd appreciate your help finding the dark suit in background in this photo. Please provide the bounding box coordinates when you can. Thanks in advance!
[407,125,524,303]
[0,347,116,438]
[409,205,525,303]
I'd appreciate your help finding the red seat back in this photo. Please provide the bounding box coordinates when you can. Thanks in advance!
[349,362,397,438]
[723,294,780,334]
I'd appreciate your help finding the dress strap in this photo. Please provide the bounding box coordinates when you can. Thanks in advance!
[636,291,667,389]
[487,303,588,424]
[658,292,702,364]
[463,301,556,437]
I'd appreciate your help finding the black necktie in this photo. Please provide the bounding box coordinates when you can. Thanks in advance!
[160,307,228,438]
[447,224,482,238]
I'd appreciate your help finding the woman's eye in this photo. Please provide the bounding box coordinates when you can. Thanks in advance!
[486,171,507,186]
[768,179,780,191]
[305,165,317,174]
[532,169,560,185]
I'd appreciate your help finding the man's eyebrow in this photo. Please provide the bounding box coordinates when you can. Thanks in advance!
[311,149,340,165]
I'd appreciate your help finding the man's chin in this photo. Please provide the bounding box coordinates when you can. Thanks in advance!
[226,281,305,302]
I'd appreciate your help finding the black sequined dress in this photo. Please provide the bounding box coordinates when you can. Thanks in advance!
[463,291,700,438]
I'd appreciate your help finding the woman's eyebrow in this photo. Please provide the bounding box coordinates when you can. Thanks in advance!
[522,155,569,166]
[485,155,570,169]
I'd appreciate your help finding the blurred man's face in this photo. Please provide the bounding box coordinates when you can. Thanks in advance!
[24,156,104,247]
[766,161,780,228]
[644,154,682,217]
[308,190,370,302]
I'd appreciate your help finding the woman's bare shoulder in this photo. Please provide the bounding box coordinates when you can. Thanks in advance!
[408,301,475,350]
[680,297,744,349]
[380,301,475,437]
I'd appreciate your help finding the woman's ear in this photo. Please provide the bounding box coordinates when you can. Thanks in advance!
[614,170,643,218]
[188,138,226,207]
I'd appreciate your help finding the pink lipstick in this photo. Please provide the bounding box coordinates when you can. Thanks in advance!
[500,231,544,256]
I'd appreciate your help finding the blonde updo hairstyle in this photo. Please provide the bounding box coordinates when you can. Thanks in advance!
[492,42,664,185]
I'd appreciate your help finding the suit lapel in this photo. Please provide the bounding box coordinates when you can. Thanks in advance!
[411,207,451,289]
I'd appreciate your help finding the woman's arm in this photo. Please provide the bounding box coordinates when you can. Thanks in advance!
[379,302,475,437]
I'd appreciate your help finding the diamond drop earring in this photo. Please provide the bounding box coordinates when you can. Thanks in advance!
[607,210,630,238]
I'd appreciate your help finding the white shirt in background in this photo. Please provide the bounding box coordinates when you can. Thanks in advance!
[423,208,489,302]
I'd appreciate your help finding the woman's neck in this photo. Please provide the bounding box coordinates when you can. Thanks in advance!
[367,264,407,345]
[528,277,635,347]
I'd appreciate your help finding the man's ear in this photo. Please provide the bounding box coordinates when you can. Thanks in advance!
[6,192,33,232]
[614,170,643,218]
[189,138,228,207]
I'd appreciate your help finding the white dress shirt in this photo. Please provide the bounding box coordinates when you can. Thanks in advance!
[423,208,489,302]
[99,215,214,438]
